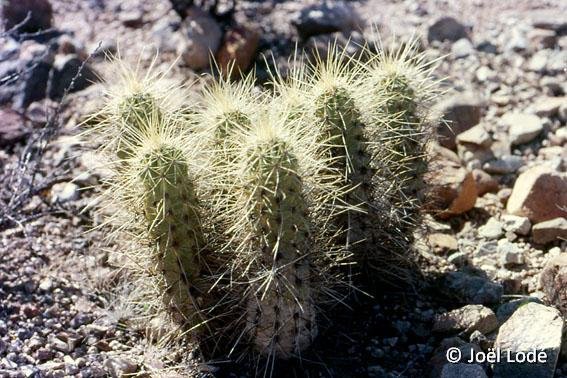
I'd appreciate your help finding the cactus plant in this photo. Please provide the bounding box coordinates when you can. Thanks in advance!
[361,36,441,232]
[207,103,346,361]
[96,111,207,338]
[91,55,190,159]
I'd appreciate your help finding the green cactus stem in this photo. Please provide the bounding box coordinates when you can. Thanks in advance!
[137,143,203,325]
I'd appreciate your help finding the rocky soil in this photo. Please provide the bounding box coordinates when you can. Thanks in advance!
[0,0,566,377]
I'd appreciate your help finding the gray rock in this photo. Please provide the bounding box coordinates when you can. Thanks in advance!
[50,182,79,203]
[429,337,482,377]
[479,217,504,239]
[435,92,485,149]
[501,215,531,236]
[476,40,498,54]
[441,363,487,378]
[497,240,524,266]
[119,9,143,28]
[528,50,549,72]
[539,254,567,317]
[151,10,182,53]
[475,66,497,82]
[496,297,543,324]
[456,124,491,148]
[501,112,544,145]
[475,240,498,257]
[451,38,475,59]
[532,218,567,244]
[444,271,503,304]
[493,303,563,378]
[433,305,498,335]
[428,17,468,43]
[483,155,524,174]
[104,357,138,377]
[176,7,222,70]
[447,252,469,267]
[294,1,359,39]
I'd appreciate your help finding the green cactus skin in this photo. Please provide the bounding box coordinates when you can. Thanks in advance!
[375,72,427,230]
[242,137,317,359]
[137,144,203,325]
[116,93,163,160]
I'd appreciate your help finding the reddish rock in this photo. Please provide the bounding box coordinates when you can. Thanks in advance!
[507,166,567,223]
[0,108,29,147]
[425,145,478,218]
[472,169,499,196]
[217,26,260,79]
[532,217,567,244]
[539,253,567,317]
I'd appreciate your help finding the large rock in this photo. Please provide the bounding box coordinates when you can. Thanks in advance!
[1,0,53,33]
[501,112,544,145]
[456,124,491,148]
[483,155,524,175]
[441,364,487,378]
[176,7,222,70]
[507,166,567,223]
[435,93,484,149]
[293,1,359,39]
[478,217,504,239]
[428,17,468,43]
[496,297,543,324]
[442,271,503,304]
[533,97,567,118]
[425,146,478,218]
[532,218,567,244]
[0,108,29,147]
[216,25,260,78]
[493,303,563,378]
[429,337,482,378]
[539,254,567,316]
[501,215,531,236]
[433,305,498,335]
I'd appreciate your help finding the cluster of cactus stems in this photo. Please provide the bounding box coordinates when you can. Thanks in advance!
[87,37,439,367]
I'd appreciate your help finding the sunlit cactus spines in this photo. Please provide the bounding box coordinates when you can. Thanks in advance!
[197,70,259,149]
[89,54,190,160]
[85,34,444,370]
[206,105,348,362]
[137,142,203,325]
[361,36,441,230]
[243,133,316,358]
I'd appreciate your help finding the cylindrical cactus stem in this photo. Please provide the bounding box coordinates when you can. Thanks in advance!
[363,38,439,230]
[314,85,371,186]
[240,131,317,358]
[136,143,203,325]
[116,92,163,159]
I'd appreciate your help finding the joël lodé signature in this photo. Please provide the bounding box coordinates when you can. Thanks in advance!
[446,347,549,364]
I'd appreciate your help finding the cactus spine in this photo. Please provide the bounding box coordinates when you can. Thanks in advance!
[136,140,203,325]
[362,37,439,231]
[244,134,316,358]
[211,109,338,360]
